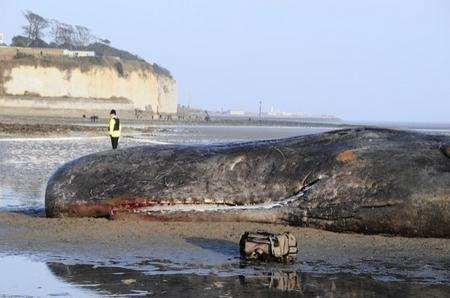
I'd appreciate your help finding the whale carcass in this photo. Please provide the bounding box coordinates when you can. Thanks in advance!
[45,128,450,238]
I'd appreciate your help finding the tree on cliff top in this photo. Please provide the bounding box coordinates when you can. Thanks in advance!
[49,20,75,49]
[49,20,95,49]
[13,9,171,76]
[74,25,95,47]
[22,10,49,46]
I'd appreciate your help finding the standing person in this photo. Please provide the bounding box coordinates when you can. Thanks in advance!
[108,109,121,149]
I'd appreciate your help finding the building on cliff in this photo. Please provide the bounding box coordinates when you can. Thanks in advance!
[0,46,177,119]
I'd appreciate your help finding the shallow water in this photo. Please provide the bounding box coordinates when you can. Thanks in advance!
[0,254,448,297]
[0,137,147,211]
[0,124,449,297]
[0,255,93,297]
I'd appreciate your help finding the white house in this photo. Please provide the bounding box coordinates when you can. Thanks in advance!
[62,49,95,58]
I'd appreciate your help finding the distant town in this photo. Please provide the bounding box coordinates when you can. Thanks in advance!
[177,104,342,124]
[219,105,338,119]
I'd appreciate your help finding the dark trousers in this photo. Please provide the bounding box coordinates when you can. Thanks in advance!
[110,137,119,149]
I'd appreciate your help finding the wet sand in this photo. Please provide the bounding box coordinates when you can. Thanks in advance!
[0,120,157,138]
[0,212,448,282]
[0,114,344,136]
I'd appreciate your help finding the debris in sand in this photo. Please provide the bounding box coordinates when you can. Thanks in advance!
[240,230,298,263]
[121,278,137,285]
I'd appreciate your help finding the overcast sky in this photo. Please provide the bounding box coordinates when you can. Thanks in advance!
[1,0,449,122]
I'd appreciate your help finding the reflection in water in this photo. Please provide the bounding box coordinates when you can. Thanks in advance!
[0,253,448,297]
[0,255,93,297]
[269,271,301,291]
[46,262,450,297]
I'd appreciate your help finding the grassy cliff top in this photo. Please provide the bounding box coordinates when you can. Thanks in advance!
[0,54,173,79]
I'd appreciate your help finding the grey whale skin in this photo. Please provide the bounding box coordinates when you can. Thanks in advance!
[45,128,450,238]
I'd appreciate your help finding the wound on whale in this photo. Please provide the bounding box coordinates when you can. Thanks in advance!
[45,127,450,238]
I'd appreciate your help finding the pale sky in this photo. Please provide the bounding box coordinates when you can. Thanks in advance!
[1,0,449,122]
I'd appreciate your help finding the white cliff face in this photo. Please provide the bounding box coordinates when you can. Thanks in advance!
[156,75,178,114]
[1,62,177,114]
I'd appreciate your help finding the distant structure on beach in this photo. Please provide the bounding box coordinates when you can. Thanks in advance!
[268,106,296,117]
[229,110,245,116]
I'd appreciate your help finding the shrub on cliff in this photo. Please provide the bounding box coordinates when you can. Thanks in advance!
[10,36,28,47]
[11,35,49,48]
[85,42,144,61]
[152,63,173,79]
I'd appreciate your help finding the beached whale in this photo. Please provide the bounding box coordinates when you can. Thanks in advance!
[45,127,450,238]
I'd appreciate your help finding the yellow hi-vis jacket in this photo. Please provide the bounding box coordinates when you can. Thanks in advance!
[108,117,121,138]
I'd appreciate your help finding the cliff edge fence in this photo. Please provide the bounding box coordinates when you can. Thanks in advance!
[0,46,177,119]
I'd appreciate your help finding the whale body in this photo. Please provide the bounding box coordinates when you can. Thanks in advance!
[45,128,450,238]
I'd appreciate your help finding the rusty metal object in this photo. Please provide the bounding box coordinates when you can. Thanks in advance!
[45,127,450,237]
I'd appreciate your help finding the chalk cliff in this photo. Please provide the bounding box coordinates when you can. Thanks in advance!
[0,55,177,116]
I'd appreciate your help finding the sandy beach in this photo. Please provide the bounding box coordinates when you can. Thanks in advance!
[0,212,449,296]
[1,211,449,273]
